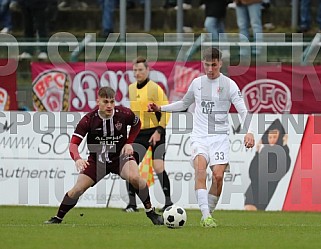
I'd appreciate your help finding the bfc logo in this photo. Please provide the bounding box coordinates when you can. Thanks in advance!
[32,69,70,112]
[32,67,170,111]
[242,79,292,113]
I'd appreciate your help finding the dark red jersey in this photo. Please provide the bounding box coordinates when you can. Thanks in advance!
[71,106,140,163]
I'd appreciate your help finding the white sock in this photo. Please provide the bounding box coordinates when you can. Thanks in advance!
[195,189,211,220]
[208,194,219,213]
[145,207,153,212]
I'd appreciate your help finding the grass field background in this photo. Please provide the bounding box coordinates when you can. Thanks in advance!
[0,205,320,249]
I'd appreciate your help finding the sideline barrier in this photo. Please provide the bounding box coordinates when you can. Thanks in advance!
[1,112,316,211]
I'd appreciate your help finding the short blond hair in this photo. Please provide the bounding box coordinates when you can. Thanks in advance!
[98,87,115,98]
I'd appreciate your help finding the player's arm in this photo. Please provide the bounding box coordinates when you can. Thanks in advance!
[69,135,89,171]
[148,83,195,112]
[127,118,141,144]
[230,82,255,148]
[69,115,90,171]
[148,86,170,145]
[244,133,255,149]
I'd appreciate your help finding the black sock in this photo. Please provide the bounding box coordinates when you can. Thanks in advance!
[157,170,172,205]
[135,184,151,210]
[56,193,78,219]
[126,182,137,207]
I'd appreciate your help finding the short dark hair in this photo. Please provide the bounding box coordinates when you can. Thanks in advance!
[202,47,222,61]
[133,56,149,68]
[98,87,115,98]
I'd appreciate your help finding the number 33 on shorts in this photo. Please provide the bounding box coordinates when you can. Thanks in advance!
[214,152,224,160]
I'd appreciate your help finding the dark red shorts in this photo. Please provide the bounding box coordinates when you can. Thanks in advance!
[81,154,135,184]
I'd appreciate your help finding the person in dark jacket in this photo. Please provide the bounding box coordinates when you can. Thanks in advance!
[13,0,49,60]
[200,0,231,41]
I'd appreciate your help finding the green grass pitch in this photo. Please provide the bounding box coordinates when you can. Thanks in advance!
[0,205,320,249]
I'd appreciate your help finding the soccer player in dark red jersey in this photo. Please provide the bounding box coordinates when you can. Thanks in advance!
[45,86,164,225]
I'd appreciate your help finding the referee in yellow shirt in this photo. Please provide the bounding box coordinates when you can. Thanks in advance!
[123,56,173,212]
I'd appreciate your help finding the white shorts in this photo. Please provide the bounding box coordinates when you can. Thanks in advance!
[190,134,230,170]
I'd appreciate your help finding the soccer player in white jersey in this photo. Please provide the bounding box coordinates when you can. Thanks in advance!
[148,47,255,228]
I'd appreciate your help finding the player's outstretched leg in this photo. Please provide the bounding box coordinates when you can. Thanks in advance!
[44,193,78,224]
[135,182,163,225]
[122,160,164,225]
[44,174,93,224]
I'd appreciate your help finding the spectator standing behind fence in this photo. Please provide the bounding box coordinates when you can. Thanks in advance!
[11,0,49,60]
[184,0,230,61]
[298,0,321,33]
[0,0,12,33]
[98,0,115,38]
[234,0,263,56]
[200,0,230,41]
[98,0,148,38]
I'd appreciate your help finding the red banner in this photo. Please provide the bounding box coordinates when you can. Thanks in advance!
[229,65,321,114]
[31,61,202,111]
[283,115,321,211]
[0,59,17,111]
[32,63,321,114]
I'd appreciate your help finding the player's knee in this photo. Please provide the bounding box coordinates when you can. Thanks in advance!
[213,172,223,183]
[195,167,207,176]
[129,175,141,188]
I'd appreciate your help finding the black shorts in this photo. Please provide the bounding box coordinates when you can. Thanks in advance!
[132,127,166,163]
[82,154,135,184]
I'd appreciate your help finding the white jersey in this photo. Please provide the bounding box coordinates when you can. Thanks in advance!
[162,73,250,138]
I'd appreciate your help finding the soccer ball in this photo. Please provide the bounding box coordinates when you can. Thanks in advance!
[163,205,187,228]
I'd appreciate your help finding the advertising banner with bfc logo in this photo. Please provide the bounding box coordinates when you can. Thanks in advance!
[32,62,321,114]
[31,61,202,111]
[229,65,321,114]
[0,59,17,111]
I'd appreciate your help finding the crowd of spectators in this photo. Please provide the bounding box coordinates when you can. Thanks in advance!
[3,0,320,60]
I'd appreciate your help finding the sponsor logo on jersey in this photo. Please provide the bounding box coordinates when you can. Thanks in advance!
[115,121,122,131]
[217,87,224,93]
[201,100,215,114]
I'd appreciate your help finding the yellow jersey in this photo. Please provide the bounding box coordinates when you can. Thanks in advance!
[128,79,170,130]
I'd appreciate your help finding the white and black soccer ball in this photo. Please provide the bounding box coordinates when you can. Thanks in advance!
[163,205,187,228]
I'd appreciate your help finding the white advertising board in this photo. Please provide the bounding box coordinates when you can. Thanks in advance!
[0,112,307,210]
